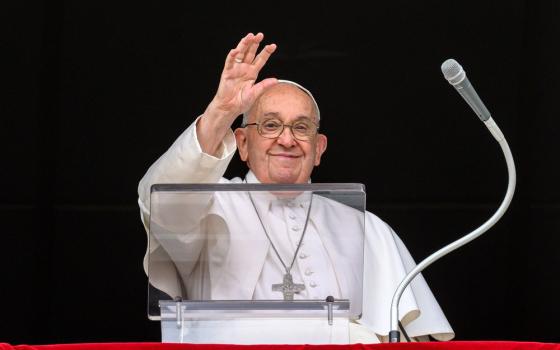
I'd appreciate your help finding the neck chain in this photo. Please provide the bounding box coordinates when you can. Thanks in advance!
[245,181,313,300]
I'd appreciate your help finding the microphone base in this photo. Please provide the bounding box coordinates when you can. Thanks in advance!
[389,330,400,343]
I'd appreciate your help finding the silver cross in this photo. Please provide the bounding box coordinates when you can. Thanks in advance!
[272,273,305,300]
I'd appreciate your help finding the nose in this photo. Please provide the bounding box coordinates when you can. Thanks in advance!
[276,125,296,147]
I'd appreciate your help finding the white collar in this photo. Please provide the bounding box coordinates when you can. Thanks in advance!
[244,170,312,209]
[245,170,260,184]
[244,170,312,185]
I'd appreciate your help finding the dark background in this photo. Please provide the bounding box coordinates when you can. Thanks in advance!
[2,0,559,345]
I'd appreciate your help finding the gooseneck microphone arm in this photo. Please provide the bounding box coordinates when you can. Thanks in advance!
[388,59,517,343]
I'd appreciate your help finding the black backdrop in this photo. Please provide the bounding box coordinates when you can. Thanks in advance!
[2,0,560,345]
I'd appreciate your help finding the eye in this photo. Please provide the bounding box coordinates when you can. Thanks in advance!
[261,119,282,132]
[293,121,311,133]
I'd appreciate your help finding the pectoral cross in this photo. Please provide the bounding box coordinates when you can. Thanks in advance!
[272,273,305,300]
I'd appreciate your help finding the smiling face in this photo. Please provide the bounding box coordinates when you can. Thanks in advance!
[234,83,327,184]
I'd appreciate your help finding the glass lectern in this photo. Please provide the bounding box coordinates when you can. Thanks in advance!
[147,183,365,344]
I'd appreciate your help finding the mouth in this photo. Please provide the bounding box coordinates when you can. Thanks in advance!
[269,153,301,159]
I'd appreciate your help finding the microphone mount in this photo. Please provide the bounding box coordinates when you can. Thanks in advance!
[388,59,516,343]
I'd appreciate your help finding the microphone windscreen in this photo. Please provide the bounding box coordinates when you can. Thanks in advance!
[441,59,465,85]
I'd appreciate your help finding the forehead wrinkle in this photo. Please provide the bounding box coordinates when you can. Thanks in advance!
[259,112,315,122]
[262,112,280,118]
[243,80,320,126]
[251,88,317,123]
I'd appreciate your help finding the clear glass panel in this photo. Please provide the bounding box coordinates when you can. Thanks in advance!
[147,183,365,321]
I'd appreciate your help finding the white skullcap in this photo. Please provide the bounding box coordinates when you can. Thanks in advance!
[242,79,320,125]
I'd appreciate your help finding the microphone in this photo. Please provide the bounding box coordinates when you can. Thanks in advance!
[441,59,491,122]
[441,58,504,143]
[388,58,517,343]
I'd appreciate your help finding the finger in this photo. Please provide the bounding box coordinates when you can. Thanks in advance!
[252,43,277,72]
[244,77,278,103]
[224,49,240,71]
[244,32,264,63]
[234,33,254,63]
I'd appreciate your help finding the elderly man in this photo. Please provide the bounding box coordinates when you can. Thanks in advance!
[138,32,454,343]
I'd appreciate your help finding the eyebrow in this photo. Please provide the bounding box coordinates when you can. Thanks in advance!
[260,112,315,122]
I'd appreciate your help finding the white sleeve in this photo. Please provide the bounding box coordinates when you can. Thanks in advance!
[137,115,237,231]
[137,116,237,296]
[360,212,455,341]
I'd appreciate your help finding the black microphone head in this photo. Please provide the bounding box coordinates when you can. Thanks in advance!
[441,59,466,85]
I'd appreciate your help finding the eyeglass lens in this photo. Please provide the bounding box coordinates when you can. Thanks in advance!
[258,118,316,140]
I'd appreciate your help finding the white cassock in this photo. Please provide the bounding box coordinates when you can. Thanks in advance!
[138,116,455,343]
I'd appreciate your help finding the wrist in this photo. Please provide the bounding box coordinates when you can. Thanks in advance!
[197,108,237,157]
[204,99,239,125]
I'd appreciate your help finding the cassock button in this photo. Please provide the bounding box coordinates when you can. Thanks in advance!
[304,268,313,276]
[289,214,296,220]
[309,281,317,288]
[291,226,300,231]
[299,253,308,259]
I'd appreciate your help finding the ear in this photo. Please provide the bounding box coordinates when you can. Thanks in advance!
[314,134,328,166]
[234,128,249,161]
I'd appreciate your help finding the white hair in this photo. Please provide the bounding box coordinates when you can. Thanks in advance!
[241,79,321,126]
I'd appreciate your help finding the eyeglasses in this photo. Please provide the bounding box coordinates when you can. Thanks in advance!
[243,117,319,141]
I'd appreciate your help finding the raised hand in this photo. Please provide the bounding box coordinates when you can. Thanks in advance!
[210,32,277,120]
[198,33,277,155]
